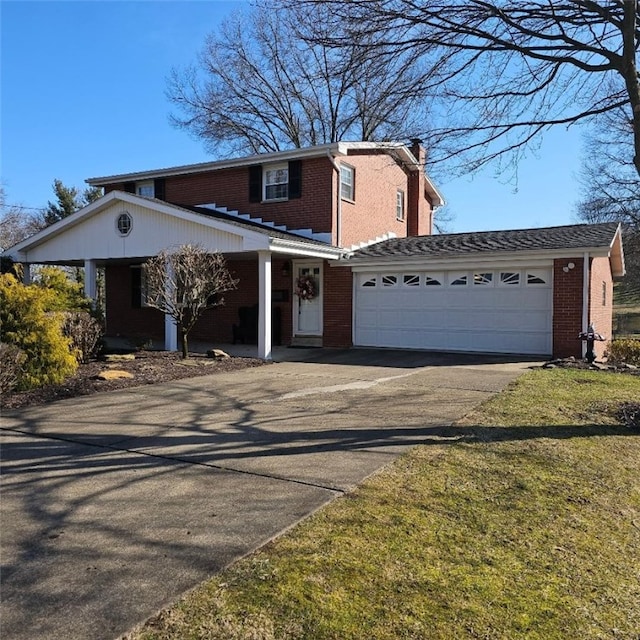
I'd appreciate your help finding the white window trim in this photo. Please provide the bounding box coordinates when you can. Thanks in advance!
[340,164,355,201]
[263,163,289,201]
[396,189,405,221]
[136,181,154,198]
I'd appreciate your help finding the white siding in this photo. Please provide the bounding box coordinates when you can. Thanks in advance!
[22,202,250,263]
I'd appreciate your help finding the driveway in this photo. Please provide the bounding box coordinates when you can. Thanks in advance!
[0,350,533,640]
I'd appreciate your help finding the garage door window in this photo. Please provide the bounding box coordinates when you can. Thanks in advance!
[527,271,548,285]
[425,274,443,286]
[500,272,520,286]
[403,274,420,287]
[382,275,398,287]
[474,272,493,286]
[361,276,377,287]
[450,273,468,286]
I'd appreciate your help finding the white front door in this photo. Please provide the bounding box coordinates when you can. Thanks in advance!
[294,263,323,335]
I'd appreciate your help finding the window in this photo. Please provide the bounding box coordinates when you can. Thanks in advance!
[474,272,493,286]
[602,281,607,306]
[116,212,132,236]
[527,271,547,285]
[450,273,468,286]
[136,181,154,198]
[403,274,420,287]
[425,275,442,286]
[382,275,398,287]
[340,165,355,200]
[130,266,150,308]
[361,276,377,287]
[264,164,289,200]
[396,189,405,221]
[500,272,520,286]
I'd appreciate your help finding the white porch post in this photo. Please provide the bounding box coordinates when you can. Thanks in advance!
[258,251,272,360]
[84,259,97,303]
[164,261,178,352]
[22,263,31,285]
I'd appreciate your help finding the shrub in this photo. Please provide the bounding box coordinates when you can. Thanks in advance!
[34,266,92,312]
[605,338,640,365]
[60,311,103,363]
[0,273,78,389]
[0,343,27,393]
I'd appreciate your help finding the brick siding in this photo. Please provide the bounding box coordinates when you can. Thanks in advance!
[552,257,584,358]
[323,263,353,348]
[588,256,613,360]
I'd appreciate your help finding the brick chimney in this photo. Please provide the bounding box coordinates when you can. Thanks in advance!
[407,139,431,236]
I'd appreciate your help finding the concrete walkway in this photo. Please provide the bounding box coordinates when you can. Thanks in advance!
[0,350,534,640]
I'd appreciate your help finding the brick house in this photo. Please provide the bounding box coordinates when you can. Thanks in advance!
[4,141,625,360]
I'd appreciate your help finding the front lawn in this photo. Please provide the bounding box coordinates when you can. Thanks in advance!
[129,369,640,640]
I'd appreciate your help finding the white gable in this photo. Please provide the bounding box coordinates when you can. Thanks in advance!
[5,193,270,264]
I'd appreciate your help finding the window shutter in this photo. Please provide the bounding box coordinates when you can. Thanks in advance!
[288,160,302,199]
[249,165,262,202]
[124,182,136,194]
[154,178,166,201]
[131,267,142,308]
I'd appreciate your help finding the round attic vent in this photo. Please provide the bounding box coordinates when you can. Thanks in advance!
[116,211,132,236]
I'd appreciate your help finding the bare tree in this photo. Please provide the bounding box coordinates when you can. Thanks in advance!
[0,186,45,251]
[167,3,435,155]
[288,0,640,178]
[143,245,238,359]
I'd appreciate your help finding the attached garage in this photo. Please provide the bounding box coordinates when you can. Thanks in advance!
[354,267,552,355]
[346,223,626,359]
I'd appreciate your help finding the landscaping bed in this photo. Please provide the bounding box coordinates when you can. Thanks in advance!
[1,350,267,410]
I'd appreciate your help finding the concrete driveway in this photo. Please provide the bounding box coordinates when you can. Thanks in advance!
[0,350,533,640]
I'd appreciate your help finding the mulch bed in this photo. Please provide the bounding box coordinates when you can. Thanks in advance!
[1,350,268,411]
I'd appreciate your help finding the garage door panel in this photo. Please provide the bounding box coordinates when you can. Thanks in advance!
[354,267,552,355]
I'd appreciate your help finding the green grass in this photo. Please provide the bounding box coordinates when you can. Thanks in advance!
[128,369,640,640]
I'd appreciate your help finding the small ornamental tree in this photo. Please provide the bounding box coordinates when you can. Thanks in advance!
[143,245,238,358]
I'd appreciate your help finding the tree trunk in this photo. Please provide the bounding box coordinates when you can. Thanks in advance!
[181,330,189,359]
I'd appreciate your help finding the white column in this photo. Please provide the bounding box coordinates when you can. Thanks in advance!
[84,259,97,302]
[164,261,178,352]
[257,251,272,360]
[22,263,31,285]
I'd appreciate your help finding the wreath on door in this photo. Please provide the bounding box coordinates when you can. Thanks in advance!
[295,275,317,301]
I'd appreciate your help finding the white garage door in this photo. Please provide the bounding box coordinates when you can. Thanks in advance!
[354,268,553,355]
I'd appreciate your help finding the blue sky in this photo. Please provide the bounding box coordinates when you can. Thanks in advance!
[2,0,586,233]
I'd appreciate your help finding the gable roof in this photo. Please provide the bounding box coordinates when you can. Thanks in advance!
[85,141,445,208]
[347,222,625,276]
[2,191,343,263]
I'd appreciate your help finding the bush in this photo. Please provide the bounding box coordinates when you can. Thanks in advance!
[60,311,103,363]
[0,273,78,389]
[606,338,640,365]
[0,343,27,393]
[35,266,92,312]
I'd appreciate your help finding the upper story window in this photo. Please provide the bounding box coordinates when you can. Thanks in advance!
[249,160,302,202]
[136,181,154,198]
[340,164,355,200]
[396,189,405,221]
[264,164,289,201]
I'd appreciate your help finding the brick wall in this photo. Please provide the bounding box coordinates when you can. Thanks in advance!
[323,263,353,348]
[105,264,164,340]
[102,150,429,249]
[552,258,584,358]
[588,256,613,360]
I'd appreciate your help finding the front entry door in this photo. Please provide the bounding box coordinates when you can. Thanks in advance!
[294,263,323,335]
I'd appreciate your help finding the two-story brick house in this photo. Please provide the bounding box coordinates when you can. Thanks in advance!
[4,140,625,360]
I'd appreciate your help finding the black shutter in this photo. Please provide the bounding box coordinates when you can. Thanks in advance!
[124,182,136,194]
[131,267,141,308]
[288,160,302,199]
[154,178,166,201]
[249,165,262,202]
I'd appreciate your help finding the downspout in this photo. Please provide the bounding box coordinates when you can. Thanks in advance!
[581,251,590,358]
[327,152,342,247]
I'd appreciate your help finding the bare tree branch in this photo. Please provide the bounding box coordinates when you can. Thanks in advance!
[143,245,238,359]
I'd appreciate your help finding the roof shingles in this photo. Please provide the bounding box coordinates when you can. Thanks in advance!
[349,223,620,260]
